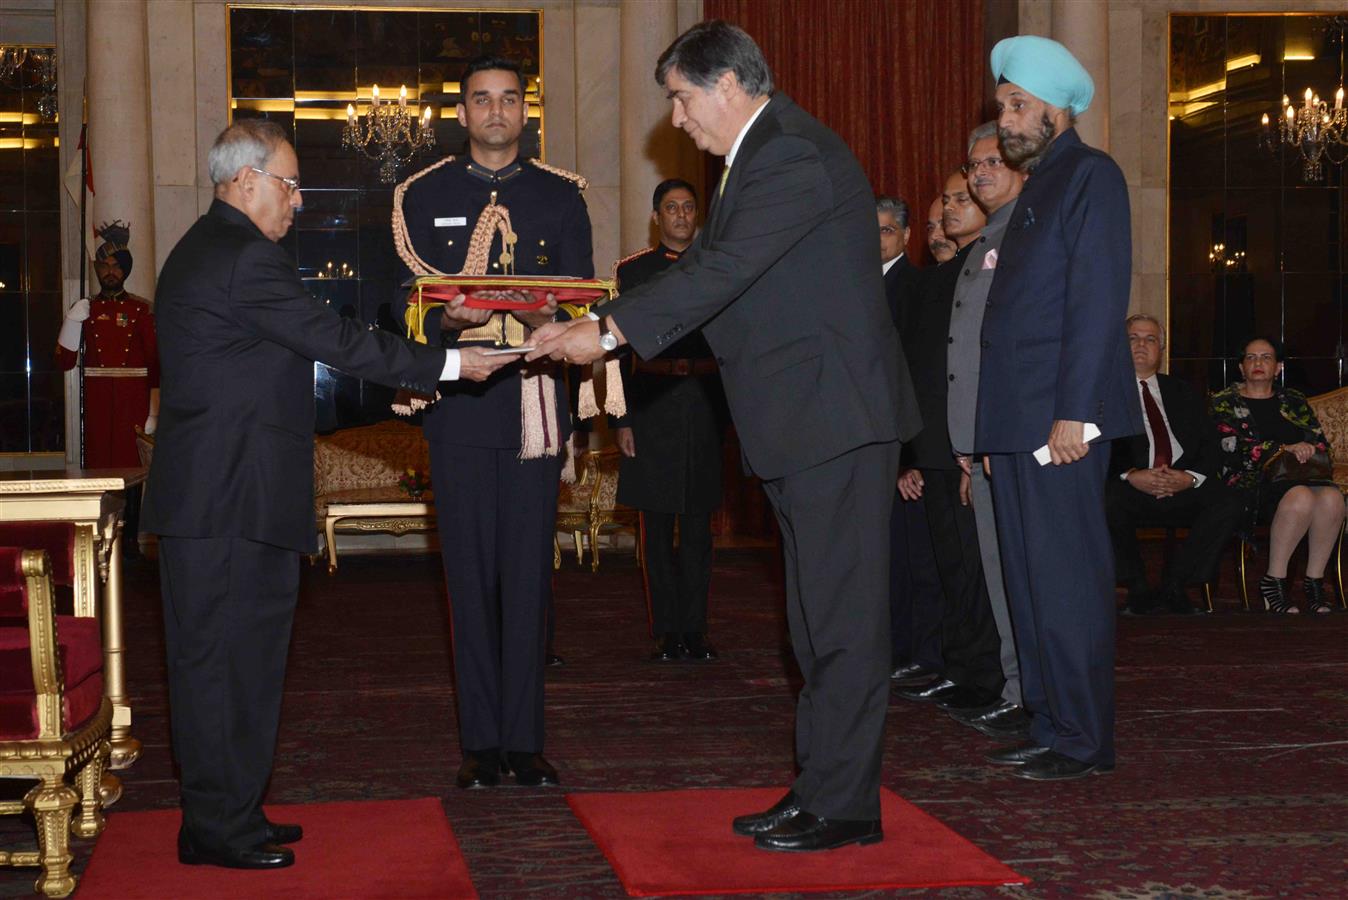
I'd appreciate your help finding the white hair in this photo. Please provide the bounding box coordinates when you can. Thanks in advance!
[207,119,288,186]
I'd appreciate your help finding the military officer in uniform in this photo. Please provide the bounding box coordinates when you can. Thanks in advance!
[612,179,727,662]
[394,55,593,791]
[57,220,158,554]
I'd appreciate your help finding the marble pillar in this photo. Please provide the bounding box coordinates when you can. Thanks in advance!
[619,0,681,256]
[1051,0,1110,151]
[86,0,156,299]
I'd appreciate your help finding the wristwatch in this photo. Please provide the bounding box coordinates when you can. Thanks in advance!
[597,315,619,352]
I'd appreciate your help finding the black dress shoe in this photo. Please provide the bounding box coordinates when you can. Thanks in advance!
[456,750,503,789]
[178,830,294,869]
[1012,749,1114,781]
[985,741,1051,766]
[949,697,1017,725]
[264,821,303,844]
[935,686,1002,711]
[894,677,958,702]
[681,632,719,661]
[1121,582,1155,616]
[503,752,559,786]
[1158,584,1197,615]
[970,703,1031,738]
[651,633,686,661]
[545,653,566,667]
[754,811,883,852]
[889,662,936,685]
[731,790,801,836]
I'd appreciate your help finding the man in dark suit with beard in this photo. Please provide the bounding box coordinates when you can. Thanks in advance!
[528,20,920,852]
[144,119,505,869]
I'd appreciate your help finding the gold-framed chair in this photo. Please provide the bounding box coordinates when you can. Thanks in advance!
[0,548,112,898]
[554,448,641,572]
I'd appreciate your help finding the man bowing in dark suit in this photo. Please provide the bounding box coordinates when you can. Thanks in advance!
[974,36,1142,781]
[528,20,920,851]
[1107,314,1243,615]
[144,119,506,869]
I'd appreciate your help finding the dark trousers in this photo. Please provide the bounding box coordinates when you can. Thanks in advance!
[430,444,560,754]
[159,535,298,851]
[1105,478,1244,588]
[761,440,899,821]
[888,490,943,670]
[989,450,1115,766]
[641,510,713,635]
[921,468,1005,696]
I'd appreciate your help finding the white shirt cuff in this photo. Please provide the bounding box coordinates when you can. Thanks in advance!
[439,349,460,382]
[586,311,599,320]
[1185,470,1206,488]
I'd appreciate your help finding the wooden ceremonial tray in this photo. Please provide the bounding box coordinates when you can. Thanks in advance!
[411,275,617,310]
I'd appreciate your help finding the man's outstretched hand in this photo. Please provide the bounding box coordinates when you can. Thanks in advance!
[526,318,606,365]
[458,347,512,382]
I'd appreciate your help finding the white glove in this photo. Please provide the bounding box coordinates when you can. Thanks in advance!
[57,298,91,352]
[143,414,157,436]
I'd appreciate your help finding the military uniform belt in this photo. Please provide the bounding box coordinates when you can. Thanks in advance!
[84,367,148,378]
[631,358,718,377]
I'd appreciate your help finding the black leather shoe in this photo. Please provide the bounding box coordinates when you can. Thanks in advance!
[681,632,719,661]
[264,821,303,844]
[731,790,801,836]
[935,686,1002,711]
[503,752,559,786]
[545,653,566,667]
[985,742,1052,766]
[894,677,958,702]
[178,830,294,869]
[456,750,502,789]
[754,811,883,852]
[1158,584,1197,615]
[1012,749,1114,781]
[889,662,936,685]
[651,633,685,661]
[969,703,1031,738]
[949,698,1016,725]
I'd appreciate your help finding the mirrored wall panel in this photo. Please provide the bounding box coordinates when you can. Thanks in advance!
[1169,15,1346,397]
[228,6,542,429]
[0,47,61,453]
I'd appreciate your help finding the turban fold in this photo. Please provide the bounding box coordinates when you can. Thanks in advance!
[990,35,1094,116]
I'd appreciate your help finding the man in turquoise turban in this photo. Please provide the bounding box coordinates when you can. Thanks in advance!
[973,35,1142,781]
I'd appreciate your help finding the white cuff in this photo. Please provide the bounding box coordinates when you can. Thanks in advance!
[439,349,460,382]
[586,311,599,320]
[1185,470,1206,488]
[57,318,83,352]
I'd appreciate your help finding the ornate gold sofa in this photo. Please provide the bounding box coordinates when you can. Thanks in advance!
[312,420,435,572]
[0,548,111,898]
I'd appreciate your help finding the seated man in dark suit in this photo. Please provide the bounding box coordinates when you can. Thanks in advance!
[1106,314,1245,614]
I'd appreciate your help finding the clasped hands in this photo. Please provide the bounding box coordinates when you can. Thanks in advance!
[1126,465,1194,499]
[434,290,561,382]
[1282,441,1316,464]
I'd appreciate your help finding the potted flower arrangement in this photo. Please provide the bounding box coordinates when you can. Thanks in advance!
[398,467,432,500]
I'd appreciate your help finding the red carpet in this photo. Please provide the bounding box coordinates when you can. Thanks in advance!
[566,787,1028,897]
[76,798,477,899]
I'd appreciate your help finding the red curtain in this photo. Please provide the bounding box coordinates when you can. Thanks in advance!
[703,0,986,263]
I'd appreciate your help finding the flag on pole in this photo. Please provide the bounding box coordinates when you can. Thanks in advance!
[62,122,94,207]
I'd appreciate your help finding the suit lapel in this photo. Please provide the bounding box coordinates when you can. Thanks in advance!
[703,94,788,242]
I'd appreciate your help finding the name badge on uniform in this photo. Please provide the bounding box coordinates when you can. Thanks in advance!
[434,217,467,227]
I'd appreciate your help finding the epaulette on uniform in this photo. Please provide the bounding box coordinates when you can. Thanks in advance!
[527,158,588,191]
[611,245,658,282]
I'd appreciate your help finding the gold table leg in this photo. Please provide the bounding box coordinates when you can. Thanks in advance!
[103,527,141,770]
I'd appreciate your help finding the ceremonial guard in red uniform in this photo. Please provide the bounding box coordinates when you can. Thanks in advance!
[57,221,158,554]
[612,180,727,662]
[56,220,159,467]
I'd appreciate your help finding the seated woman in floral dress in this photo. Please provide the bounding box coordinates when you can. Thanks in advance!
[1209,337,1344,614]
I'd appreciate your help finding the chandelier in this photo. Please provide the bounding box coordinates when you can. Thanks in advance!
[1260,18,1347,181]
[342,84,434,184]
[0,46,57,121]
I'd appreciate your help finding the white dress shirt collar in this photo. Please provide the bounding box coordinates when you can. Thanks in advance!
[882,253,905,276]
[726,97,771,169]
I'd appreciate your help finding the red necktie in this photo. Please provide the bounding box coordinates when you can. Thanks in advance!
[1140,380,1172,468]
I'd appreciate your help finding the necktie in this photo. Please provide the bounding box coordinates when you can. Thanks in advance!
[1140,379,1172,468]
[716,166,729,198]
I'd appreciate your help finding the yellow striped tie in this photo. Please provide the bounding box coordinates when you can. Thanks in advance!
[717,166,729,198]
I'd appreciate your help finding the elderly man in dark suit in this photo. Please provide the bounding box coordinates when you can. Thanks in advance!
[529,20,920,852]
[144,119,506,869]
[974,36,1141,781]
[1107,314,1244,615]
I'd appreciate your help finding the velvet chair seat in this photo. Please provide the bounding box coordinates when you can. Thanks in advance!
[0,616,104,739]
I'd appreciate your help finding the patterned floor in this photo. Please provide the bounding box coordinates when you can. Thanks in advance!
[2,547,1346,898]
